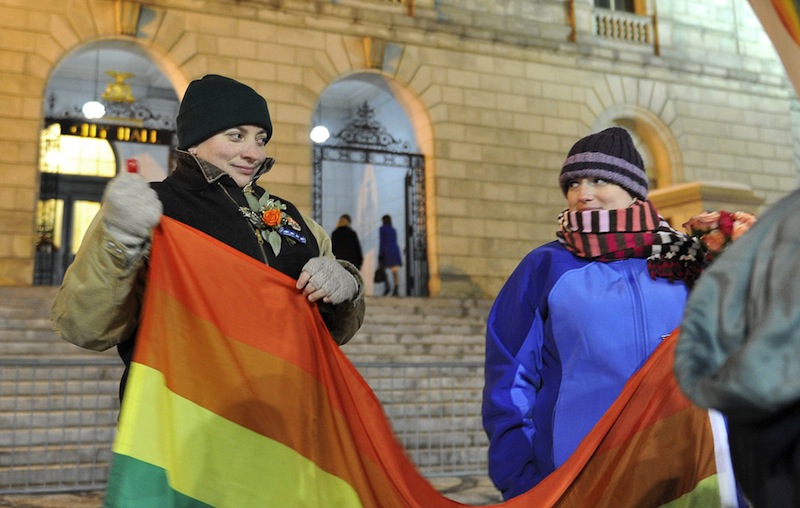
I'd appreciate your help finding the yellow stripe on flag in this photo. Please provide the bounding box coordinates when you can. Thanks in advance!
[113,362,363,508]
[659,475,722,508]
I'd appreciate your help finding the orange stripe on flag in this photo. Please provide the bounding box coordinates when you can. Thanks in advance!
[772,0,800,45]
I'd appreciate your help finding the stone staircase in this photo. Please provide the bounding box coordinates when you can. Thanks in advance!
[0,286,494,493]
[345,296,492,363]
[0,287,121,493]
[0,287,118,359]
[345,297,493,477]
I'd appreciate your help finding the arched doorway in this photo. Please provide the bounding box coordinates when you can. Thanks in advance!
[35,42,178,285]
[311,73,428,297]
[593,105,683,192]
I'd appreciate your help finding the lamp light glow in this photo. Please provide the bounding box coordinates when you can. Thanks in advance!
[310,125,330,143]
[82,100,106,119]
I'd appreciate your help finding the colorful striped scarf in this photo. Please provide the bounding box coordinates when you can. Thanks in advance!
[557,199,704,285]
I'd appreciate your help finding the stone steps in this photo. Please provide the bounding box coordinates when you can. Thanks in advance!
[0,287,115,359]
[0,287,494,492]
[344,296,491,363]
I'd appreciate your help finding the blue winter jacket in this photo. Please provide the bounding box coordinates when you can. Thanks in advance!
[482,241,690,500]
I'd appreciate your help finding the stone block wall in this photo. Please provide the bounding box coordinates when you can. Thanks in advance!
[0,0,797,298]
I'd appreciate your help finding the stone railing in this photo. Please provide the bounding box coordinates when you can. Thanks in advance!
[593,8,656,48]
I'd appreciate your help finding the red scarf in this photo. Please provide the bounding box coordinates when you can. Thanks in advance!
[556,200,703,285]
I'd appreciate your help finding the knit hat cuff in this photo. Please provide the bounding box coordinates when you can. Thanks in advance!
[177,97,270,149]
[560,151,649,200]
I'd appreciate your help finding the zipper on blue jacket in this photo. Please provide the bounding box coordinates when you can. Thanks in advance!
[623,260,646,360]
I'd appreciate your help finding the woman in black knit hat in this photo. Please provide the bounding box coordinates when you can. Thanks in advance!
[482,127,704,500]
[52,74,365,399]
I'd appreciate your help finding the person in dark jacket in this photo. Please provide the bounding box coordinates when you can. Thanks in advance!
[482,127,704,500]
[52,74,365,399]
[331,214,363,270]
[676,188,800,508]
[378,214,402,296]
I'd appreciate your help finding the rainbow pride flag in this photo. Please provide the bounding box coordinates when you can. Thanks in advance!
[772,0,800,45]
[104,217,733,507]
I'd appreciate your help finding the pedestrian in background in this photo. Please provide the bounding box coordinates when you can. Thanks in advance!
[676,188,800,508]
[331,214,363,270]
[378,214,402,296]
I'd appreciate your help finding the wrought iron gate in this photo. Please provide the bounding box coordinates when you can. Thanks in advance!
[312,102,429,296]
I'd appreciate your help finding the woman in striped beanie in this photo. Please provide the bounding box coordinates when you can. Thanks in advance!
[482,127,704,500]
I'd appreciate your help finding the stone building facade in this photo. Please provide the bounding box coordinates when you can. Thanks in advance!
[0,0,797,297]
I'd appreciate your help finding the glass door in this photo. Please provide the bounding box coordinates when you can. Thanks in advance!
[34,124,115,285]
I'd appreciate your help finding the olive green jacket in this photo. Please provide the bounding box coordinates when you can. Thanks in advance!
[51,208,365,351]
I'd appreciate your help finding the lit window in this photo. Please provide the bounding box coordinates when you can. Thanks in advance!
[36,199,63,251]
[39,124,116,177]
[58,135,116,177]
[71,201,101,254]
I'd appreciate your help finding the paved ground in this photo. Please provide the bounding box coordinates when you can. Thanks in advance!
[0,492,103,508]
[0,476,503,507]
[429,475,504,505]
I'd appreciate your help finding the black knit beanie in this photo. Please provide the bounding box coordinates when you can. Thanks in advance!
[176,74,272,150]
[559,127,648,201]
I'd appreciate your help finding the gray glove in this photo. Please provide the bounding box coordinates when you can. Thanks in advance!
[102,172,162,249]
[301,256,358,305]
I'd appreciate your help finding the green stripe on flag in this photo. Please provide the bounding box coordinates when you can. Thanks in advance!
[108,362,363,508]
[105,454,213,508]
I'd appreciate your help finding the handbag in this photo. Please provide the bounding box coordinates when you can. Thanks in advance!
[374,267,387,283]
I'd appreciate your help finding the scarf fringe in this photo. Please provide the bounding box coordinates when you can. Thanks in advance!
[647,257,703,288]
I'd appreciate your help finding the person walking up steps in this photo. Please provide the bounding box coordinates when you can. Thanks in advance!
[378,214,402,296]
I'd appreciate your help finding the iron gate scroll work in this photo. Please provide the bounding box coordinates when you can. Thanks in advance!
[313,102,429,296]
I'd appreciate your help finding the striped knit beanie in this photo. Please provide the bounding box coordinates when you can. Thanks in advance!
[559,127,648,201]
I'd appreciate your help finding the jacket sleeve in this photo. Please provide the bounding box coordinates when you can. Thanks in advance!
[354,230,364,269]
[482,252,546,499]
[378,226,386,262]
[50,208,148,351]
[304,214,365,345]
[676,189,800,422]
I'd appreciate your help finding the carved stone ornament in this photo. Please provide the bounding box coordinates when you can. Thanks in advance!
[114,0,142,36]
